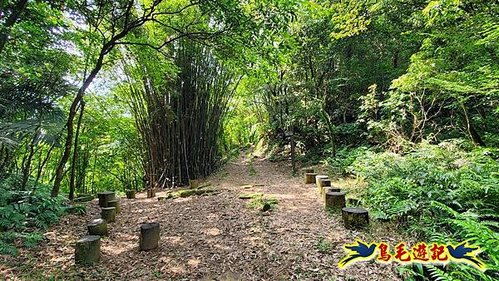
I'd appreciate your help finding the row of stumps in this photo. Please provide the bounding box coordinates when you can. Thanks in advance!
[74,191,160,266]
[304,169,369,229]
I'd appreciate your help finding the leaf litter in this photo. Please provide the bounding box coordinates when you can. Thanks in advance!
[1,155,401,280]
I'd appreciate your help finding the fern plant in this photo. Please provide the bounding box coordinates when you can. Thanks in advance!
[349,142,499,280]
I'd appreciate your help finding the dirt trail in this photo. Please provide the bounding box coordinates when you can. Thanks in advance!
[1,155,400,280]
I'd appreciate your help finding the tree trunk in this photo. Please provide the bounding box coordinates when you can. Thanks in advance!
[52,52,105,197]
[461,103,486,147]
[21,131,38,190]
[69,101,85,201]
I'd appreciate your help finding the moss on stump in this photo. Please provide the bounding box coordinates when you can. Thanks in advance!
[342,207,369,229]
[75,235,101,265]
[139,222,160,251]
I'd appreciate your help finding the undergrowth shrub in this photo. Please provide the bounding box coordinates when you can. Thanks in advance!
[323,146,370,176]
[348,141,499,280]
[0,174,69,255]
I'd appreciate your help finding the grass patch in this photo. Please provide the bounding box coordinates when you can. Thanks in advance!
[316,237,333,254]
[248,162,257,176]
[247,194,278,212]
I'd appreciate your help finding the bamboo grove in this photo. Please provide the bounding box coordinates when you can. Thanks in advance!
[123,40,239,189]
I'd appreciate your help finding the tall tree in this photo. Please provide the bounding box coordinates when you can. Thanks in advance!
[51,0,230,196]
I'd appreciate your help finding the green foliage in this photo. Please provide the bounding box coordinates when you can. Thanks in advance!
[20,231,44,248]
[247,194,278,212]
[323,146,369,176]
[350,141,499,280]
[316,237,333,254]
[0,175,67,255]
[0,232,19,256]
[64,204,87,215]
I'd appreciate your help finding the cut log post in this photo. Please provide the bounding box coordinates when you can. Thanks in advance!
[147,188,155,198]
[75,235,101,265]
[126,190,136,199]
[189,179,200,189]
[315,175,328,192]
[87,218,108,236]
[101,207,116,223]
[304,173,317,184]
[342,207,369,229]
[319,178,332,198]
[97,191,115,207]
[325,191,346,211]
[323,186,341,201]
[139,222,160,251]
[107,199,120,214]
[301,168,314,174]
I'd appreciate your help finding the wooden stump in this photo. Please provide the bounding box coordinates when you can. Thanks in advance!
[75,235,101,265]
[107,200,120,214]
[322,186,341,201]
[319,178,332,187]
[325,191,346,210]
[87,218,108,236]
[342,207,369,229]
[139,222,160,251]
[126,190,136,199]
[97,191,115,207]
[189,179,200,189]
[147,188,156,198]
[319,178,332,197]
[315,175,328,191]
[304,173,317,184]
[101,207,116,223]
[301,168,314,174]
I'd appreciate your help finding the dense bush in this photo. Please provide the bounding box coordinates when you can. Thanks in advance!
[0,175,68,255]
[323,146,370,176]
[348,141,499,280]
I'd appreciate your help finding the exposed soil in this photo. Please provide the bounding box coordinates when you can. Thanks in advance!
[1,155,401,280]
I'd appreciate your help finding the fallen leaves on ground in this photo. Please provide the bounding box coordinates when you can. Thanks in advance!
[0,155,401,280]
